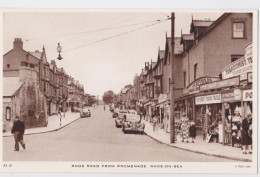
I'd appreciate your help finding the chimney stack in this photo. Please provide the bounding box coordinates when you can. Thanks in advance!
[13,38,23,50]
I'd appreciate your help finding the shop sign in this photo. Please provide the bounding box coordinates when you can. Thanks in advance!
[200,76,240,91]
[195,94,221,105]
[221,92,235,102]
[243,89,252,101]
[158,94,167,103]
[247,72,252,83]
[234,89,242,100]
[186,77,220,94]
[222,43,253,80]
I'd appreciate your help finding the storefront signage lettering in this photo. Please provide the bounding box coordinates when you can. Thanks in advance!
[186,77,219,94]
[222,43,253,80]
[234,89,242,100]
[221,92,235,102]
[195,94,221,105]
[243,89,252,101]
[200,77,240,92]
[247,72,252,83]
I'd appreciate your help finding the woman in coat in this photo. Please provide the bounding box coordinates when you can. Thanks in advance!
[241,115,250,154]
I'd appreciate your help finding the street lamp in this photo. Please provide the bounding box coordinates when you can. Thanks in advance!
[57,43,63,60]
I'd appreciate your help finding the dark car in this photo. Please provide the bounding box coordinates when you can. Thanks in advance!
[122,114,145,134]
[80,108,91,118]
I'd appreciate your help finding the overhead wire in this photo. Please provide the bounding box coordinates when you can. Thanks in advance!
[25,17,169,42]
[63,17,171,53]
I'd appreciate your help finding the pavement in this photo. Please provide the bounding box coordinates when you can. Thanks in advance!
[3,111,81,137]
[141,119,252,162]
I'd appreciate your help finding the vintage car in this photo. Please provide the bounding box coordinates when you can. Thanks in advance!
[112,108,120,118]
[115,110,128,127]
[122,114,145,134]
[80,108,91,118]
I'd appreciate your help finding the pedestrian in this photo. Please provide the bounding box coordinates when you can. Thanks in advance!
[247,114,252,154]
[104,105,106,111]
[11,116,25,151]
[152,115,159,133]
[189,121,197,143]
[241,114,251,154]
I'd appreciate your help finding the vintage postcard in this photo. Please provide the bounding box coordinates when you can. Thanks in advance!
[0,9,258,173]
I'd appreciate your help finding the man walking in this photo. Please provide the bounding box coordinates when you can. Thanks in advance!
[11,116,25,151]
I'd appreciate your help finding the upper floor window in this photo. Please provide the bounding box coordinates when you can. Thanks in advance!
[7,64,10,68]
[21,62,28,67]
[194,63,198,81]
[231,54,244,63]
[168,78,171,92]
[233,22,245,38]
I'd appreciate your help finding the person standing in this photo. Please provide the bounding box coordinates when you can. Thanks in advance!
[241,115,250,154]
[247,114,252,154]
[189,122,197,143]
[11,116,25,151]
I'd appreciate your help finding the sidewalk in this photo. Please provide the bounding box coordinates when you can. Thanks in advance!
[142,120,252,162]
[3,112,81,137]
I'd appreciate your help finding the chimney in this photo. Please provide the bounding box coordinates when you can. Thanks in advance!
[13,38,23,49]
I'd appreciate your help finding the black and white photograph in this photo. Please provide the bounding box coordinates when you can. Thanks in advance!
[0,8,258,174]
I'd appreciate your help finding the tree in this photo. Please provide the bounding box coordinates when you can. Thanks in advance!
[102,90,115,104]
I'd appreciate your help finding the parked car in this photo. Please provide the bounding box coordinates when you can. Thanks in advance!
[80,108,91,118]
[122,114,145,134]
[115,110,128,128]
[112,108,120,118]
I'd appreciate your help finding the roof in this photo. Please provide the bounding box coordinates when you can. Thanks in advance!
[3,77,24,97]
[158,50,165,59]
[121,87,130,94]
[30,51,43,59]
[151,62,157,69]
[193,20,214,27]
[181,33,194,41]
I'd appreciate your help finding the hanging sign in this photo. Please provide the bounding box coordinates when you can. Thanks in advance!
[243,89,252,101]
[200,76,240,91]
[195,94,221,105]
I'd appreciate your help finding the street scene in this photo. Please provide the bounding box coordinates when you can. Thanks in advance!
[2,11,254,165]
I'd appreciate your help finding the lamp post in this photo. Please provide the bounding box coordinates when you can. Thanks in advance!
[57,43,63,60]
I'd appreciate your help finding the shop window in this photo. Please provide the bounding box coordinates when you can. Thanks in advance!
[194,63,197,81]
[6,107,11,121]
[7,64,10,68]
[233,22,245,38]
[231,55,243,63]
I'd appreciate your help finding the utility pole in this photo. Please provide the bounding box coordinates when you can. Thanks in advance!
[170,12,175,143]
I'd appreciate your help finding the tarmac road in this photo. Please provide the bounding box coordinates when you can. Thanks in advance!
[3,106,235,162]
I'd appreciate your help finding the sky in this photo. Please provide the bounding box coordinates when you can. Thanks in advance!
[3,10,223,97]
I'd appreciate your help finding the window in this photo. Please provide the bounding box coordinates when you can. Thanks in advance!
[233,22,245,38]
[183,71,186,87]
[30,64,34,68]
[7,64,10,68]
[231,55,243,63]
[21,62,28,67]
[43,83,46,93]
[194,63,197,81]
[6,107,11,121]
[168,52,171,65]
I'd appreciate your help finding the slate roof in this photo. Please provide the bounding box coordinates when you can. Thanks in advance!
[3,77,24,97]
[181,33,194,41]
[121,87,130,94]
[30,51,43,59]
[193,20,214,27]
[159,50,165,59]
[166,37,183,55]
